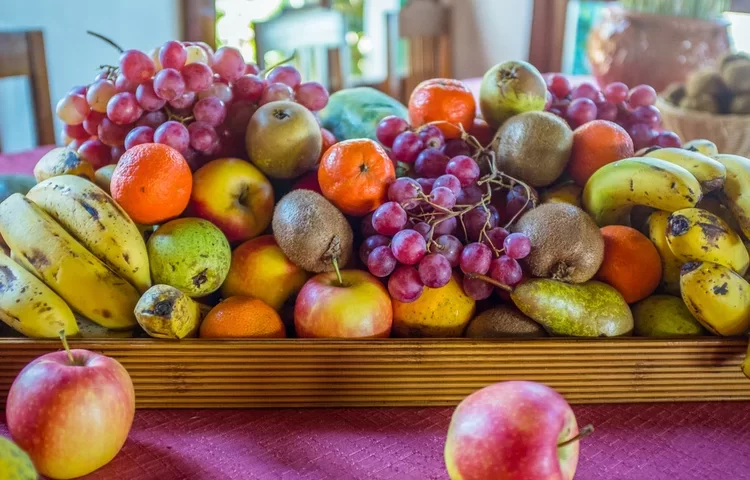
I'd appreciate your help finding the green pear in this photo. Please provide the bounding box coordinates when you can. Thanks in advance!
[511,279,633,336]
[632,295,708,337]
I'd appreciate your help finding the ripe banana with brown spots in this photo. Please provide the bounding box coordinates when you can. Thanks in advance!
[0,194,139,329]
[644,147,726,193]
[26,175,151,293]
[712,154,750,239]
[645,210,682,296]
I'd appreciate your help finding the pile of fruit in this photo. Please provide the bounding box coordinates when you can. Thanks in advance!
[2,41,750,351]
[663,51,750,115]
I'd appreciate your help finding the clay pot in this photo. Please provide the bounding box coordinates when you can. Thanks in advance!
[587,5,730,92]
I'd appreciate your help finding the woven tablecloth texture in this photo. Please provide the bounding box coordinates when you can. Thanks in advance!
[2,403,750,480]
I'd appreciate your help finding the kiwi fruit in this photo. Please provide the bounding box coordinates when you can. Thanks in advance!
[464,305,546,338]
[494,111,573,187]
[730,93,750,114]
[272,189,353,273]
[685,69,727,97]
[679,94,720,114]
[722,60,750,94]
[662,82,686,106]
[719,51,750,73]
[511,203,604,283]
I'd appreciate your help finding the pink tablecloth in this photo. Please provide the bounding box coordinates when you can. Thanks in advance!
[0,145,54,175]
[2,403,750,479]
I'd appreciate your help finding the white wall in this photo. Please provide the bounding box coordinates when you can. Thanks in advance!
[0,0,181,152]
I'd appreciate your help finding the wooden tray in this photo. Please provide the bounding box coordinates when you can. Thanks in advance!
[1,337,749,408]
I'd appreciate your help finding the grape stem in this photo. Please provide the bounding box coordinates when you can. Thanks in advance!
[558,424,594,448]
[87,31,124,53]
[164,105,195,124]
[260,51,298,77]
[464,273,513,292]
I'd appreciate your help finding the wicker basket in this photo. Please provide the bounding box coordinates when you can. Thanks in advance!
[657,97,750,157]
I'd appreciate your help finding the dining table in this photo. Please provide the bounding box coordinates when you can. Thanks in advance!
[2,125,750,480]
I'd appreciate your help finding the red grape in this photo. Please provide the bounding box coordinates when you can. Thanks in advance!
[169,91,196,110]
[266,65,302,89]
[550,97,571,116]
[233,74,265,102]
[446,155,480,187]
[296,82,329,111]
[628,85,657,107]
[489,255,523,286]
[547,74,572,99]
[124,126,155,150]
[69,85,87,96]
[391,229,427,265]
[159,41,187,70]
[377,116,410,148]
[596,102,618,122]
[211,46,246,82]
[119,49,156,84]
[418,253,452,288]
[182,62,214,93]
[417,125,445,150]
[627,123,656,151]
[359,234,390,264]
[567,98,597,128]
[83,111,106,136]
[111,146,125,163]
[604,82,629,104]
[441,139,471,158]
[433,174,461,196]
[504,232,531,259]
[435,234,463,267]
[68,139,86,151]
[56,94,90,125]
[652,131,682,148]
[388,265,424,303]
[154,120,190,153]
[464,206,500,241]
[632,105,661,127]
[188,121,219,154]
[372,201,408,236]
[433,216,457,236]
[97,118,131,147]
[245,63,260,75]
[93,71,109,82]
[504,185,531,222]
[571,82,600,101]
[483,227,510,251]
[63,123,88,140]
[86,80,117,113]
[185,45,209,65]
[115,74,138,93]
[549,108,563,117]
[415,149,450,177]
[429,187,456,210]
[393,131,424,164]
[368,246,398,278]
[153,68,185,101]
[460,242,492,275]
[199,82,233,104]
[457,185,483,204]
[136,80,167,112]
[77,139,112,169]
[416,178,435,195]
[413,221,432,240]
[388,177,422,204]
[106,92,142,125]
[194,97,227,126]
[137,110,168,129]
[260,83,295,105]
[462,276,493,300]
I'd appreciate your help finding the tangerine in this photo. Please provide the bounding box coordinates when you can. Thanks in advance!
[199,296,286,338]
[318,139,395,216]
[596,225,662,303]
[567,120,634,186]
[110,143,192,225]
[408,78,476,139]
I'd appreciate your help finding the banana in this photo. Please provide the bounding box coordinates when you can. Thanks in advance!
[666,208,749,275]
[680,261,750,336]
[644,147,726,193]
[683,139,719,157]
[33,147,94,183]
[541,182,582,208]
[0,194,139,330]
[75,314,134,338]
[582,157,702,227]
[26,175,151,293]
[645,211,682,296]
[135,284,210,339]
[712,154,750,239]
[696,195,743,234]
[0,251,78,338]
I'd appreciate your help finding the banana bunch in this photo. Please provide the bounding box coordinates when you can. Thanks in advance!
[680,262,750,336]
[0,175,151,335]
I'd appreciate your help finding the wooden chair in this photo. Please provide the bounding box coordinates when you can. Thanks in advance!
[253,7,349,92]
[385,0,452,103]
[0,30,54,151]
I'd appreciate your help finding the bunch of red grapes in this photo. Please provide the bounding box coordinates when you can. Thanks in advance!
[543,74,681,151]
[55,39,329,170]
[361,116,533,303]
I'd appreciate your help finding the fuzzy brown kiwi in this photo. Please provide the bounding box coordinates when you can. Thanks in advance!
[272,189,353,273]
[511,203,604,283]
[662,82,686,106]
[494,111,573,188]
[464,305,547,338]
[685,69,727,98]
[679,94,720,114]
[730,93,750,114]
[722,60,750,94]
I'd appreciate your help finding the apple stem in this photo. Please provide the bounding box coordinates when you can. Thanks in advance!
[58,329,75,365]
[465,273,513,292]
[558,424,594,448]
[332,257,344,286]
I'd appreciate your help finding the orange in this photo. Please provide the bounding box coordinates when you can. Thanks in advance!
[199,296,286,338]
[318,139,395,216]
[408,78,476,139]
[110,143,192,225]
[567,120,634,186]
[596,226,662,303]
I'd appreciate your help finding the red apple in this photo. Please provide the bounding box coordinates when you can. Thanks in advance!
[445,381,581,480]
[189,157,275,243]
[292,170,322,194]
[6,348,135,479]
[295,269,393,338]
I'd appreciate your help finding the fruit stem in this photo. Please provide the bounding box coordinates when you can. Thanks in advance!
[332,257,344,286]
[260,51,297,77]
[58,329,75,365]
[87,31,124,53]
[558,424,594,448]
[465,273,513,292]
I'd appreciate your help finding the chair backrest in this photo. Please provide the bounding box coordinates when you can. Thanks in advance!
[386,0,452,103]
[0,30,54,151]
[254,7,349,92]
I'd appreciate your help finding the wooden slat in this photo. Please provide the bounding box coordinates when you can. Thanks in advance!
[1,338,748,408]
